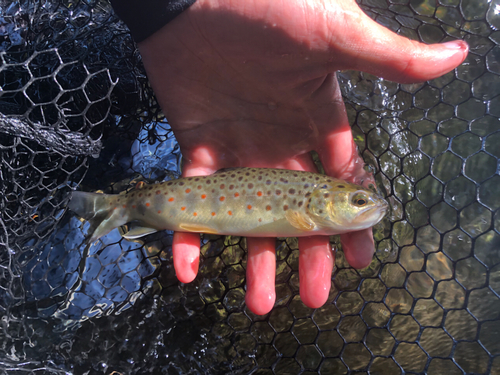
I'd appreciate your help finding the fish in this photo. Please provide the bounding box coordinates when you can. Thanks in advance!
[68,168,388,242]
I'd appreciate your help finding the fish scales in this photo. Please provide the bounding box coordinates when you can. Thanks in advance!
[68,168,388,241]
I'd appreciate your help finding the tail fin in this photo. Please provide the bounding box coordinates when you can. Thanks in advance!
[68,191,129,242]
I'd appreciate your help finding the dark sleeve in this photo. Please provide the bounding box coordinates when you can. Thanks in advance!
[110,0,197,43]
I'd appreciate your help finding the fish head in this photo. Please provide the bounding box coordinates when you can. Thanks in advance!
[307,182,388,232]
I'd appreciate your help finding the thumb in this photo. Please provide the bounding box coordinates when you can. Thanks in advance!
[325,2,468,83]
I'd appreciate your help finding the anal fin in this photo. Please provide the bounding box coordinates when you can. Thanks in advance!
[284,210,316,232]
[122,225,158,239]
[179,223,220,234]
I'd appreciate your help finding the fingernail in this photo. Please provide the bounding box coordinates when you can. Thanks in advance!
[442,40,467,50]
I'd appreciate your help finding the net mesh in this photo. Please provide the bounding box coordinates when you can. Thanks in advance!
[0,0,498,373]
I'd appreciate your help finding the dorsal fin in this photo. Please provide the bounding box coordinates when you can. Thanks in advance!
[214,167,242,174]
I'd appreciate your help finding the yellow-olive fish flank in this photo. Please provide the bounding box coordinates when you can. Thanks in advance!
[68,168,388,242]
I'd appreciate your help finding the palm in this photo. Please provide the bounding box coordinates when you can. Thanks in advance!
[135,0,468,314]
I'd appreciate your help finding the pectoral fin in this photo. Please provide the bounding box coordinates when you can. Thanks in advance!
[179,223,220,234]
[284,210,316,232]
[122,225,158,239]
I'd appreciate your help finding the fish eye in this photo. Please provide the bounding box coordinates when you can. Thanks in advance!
[352,194,368,207]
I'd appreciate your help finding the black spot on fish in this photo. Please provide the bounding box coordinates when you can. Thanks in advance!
[167,182,173,186]
[338,185,345,188]
[280,178,289,183]
[179,182,185,186]
[289,189,295,195]
[322,184,327,189]
[293,199,297,205]
[206,180,211,184]
[231,174,236,178]
[318,209,323,214]
[276,189,282,195]
[248,183,254,189]
[266,180,271,185]
[258,176,262,181]
[245,172,250,176]
[298,201,303,207]
[304,183,309,188]
[195,178,200,181]
[305,192,311,198]
[238,177,243,181]
[229,184,234,190]
[324,193,330,198]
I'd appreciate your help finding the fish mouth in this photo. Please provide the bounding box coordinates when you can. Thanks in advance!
[354,200,388,227]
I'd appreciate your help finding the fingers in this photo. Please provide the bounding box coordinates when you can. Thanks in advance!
[245,237,276,315]
[319,105,377,270]
[340,229,375,269]
[319,0,468,82]
[298,236,334,308]
[172,232,200,283]
[171,162,218,284]
[320,118,373,185]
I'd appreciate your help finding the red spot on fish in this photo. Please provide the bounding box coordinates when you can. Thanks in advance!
[228,211,233,216]
[220,184,225,189]
[201,194,207,199]
[156,190,161,195]
[181,207,186,211]
[220,196,225,202]
[193,212,198,217]
[211,212,216,216]
[283,205,289,211]
[234,193,240,197]
[197,185,202,189]
[168,197,174,202]
[247,205,252,209]
[146,203,150,207]
[266,205,272,211]
[123,205,127,208]
[158,210,162,214]
[257,191,263,197]
[132,205,136,209]
[185,188,191,193]
[258,218,262,222]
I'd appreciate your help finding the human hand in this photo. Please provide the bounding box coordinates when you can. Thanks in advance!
[135,0,468,314]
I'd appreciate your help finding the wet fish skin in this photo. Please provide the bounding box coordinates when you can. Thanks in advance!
[68,168,388,242]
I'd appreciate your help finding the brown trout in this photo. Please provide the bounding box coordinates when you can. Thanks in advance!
[68,168,388,242]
